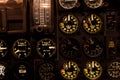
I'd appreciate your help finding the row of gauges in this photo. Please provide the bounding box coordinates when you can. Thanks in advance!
[0,38,56,59]
[1,60,119,80]
[59,13,103,34]
[58,0,104,9]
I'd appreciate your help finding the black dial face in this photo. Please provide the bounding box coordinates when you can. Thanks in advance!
[83,37,103,57]
[39,63,55,80]
[84,0,103,9]
[37,38,56,58]
[59,0,78,9]
[60,38,80,59]
[83,14,103,34]
[107,61,120,79]
[0,40,7,58]
[60,61,80,80]
[0,63,6,80]
[83,60,102,80]
[59,14,79,34]
[12,39,31,59]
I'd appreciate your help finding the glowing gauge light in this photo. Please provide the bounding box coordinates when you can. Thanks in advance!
[83,60,102,80]
[107,61,120,79]
[12,39,31,59]
[59,14,79,34]
[83,14,103,34]
[59,0,78,9]
[84,0,103,9]
[60,61,80,80]
[83,37,103,57]
[36,38,56,58]
[0,40,7,58]
[39,63,55,80]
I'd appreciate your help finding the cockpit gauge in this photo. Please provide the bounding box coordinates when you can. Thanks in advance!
[60,61,80,80]
[0,40,7,58]
[83,60,102,80]
[59,0,78,9]
[107,61,120,79]
[12,39,31,59]
[83,37,103,57]
[59,14,79,34]
[0,62,7,80]
[36,38,56,58]
[83,14,103,34]
[84,0,103,9]
[39,63,55,80]
[60,38,80,59]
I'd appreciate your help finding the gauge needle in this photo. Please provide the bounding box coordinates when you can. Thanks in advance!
[91,14,94,21]
[0,47,7,50]
[68,15,71,21]
[15,50,20,54]
[92,61,95,68]
[88,18,92,25]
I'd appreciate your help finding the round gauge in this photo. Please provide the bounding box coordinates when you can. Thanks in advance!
[83,37,103,57]
[0,40,7,58]
[59,14,79,34]
[0,62,7,80]
[60,38,80,59]
[36,38,56,58]
[83,60,102,80]
[107,61,120,79]
[60,61,80,80]
[84,0,103,9]
[13,62,29,80]
[12,39,31,59]
[39,63,55,80]
[83,14,103,34]
[59,0,78,9]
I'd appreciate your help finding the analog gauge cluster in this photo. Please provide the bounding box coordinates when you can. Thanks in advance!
[60,38,80,59]
[83,37,103,57]
[0,40,7,58]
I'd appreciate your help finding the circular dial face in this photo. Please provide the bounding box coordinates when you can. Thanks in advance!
[37,38,56,58]
[60,38,80,59]
[59,0,78,9]
[59,14,79,34]
[107,61,120,79]
[83,14,103,34]
[84,0,103,9]
[12,39,31,59]
[60,61,80,80]
[0,63,7,80]
[83,60,102,80]
[39,63,55,80]
[83,37,103,57]
[0,40,7,58]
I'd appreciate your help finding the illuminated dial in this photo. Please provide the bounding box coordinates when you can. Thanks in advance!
[59,14,79,34]
[83,37,103,57]
[36,38,56,58]
[60,61,80,80]
[12,39,31,59]
[83,14,103,34]
[83,60,102,80]
[107,61,120,79]
[0,40,7,58]
[84,0,103,9]
[60,38,80,59]
[0,62,7,80]
[59,0,78,9]
[39,63,55,80]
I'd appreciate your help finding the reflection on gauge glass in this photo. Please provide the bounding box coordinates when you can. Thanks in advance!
[39,63,55,80]
[0,63,6,80]
[107,61,120,79]
[0,40,7,58]
[84,0,103,9]
[12,39,31,59]
[83,14,102,34]
[83,37,103,57]
[59,0,78,9]
[37,38,56,58]
[60,61,80,80]
[83,60,102,80]
[60,38,80,59]
[59,14,79,34]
